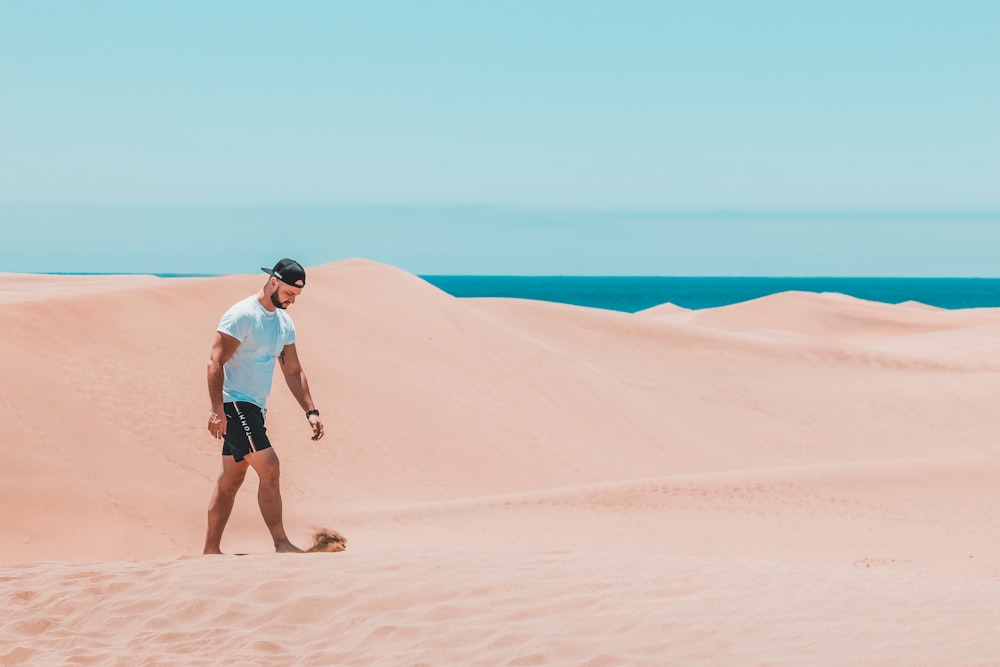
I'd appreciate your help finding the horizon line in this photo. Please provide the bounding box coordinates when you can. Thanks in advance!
[25,271,1000,280]
[2,201,999,219]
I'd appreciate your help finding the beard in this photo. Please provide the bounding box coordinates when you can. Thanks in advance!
[270,291,289,309]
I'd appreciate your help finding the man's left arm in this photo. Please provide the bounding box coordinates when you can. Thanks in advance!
[279,343,325,441]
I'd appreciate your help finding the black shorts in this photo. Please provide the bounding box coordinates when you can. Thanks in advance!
[222,401,273,462]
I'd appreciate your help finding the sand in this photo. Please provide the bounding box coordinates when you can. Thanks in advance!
[2,258,999,665]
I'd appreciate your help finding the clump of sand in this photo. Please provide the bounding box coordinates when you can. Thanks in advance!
[306,529,348,552]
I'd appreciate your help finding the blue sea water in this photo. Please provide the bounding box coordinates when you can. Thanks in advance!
[421,276,1000,312]
[42,272,1000,313]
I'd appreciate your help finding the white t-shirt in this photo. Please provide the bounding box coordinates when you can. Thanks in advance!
[217,295,297,409]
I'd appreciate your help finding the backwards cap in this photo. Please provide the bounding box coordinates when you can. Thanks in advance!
[261,258,306,287]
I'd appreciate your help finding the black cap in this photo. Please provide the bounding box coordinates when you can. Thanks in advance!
[261,258,306,287]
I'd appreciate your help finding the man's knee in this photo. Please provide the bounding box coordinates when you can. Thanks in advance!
[217,461,248,493]
[250,450,281,484]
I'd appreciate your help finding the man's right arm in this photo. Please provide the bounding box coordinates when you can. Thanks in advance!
[207,331,241,439]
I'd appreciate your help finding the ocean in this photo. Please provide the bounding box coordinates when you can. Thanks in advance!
[43,272,1000,313]
[421,276,1000,313]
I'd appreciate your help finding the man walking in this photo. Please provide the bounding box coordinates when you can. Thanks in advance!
[204,258,325,554]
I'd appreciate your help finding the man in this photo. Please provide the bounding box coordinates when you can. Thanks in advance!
[204,258,325,554]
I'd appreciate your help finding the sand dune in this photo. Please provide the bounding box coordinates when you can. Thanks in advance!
[675,290,1000,342]
[2,258,1000,665]
[6,551,1000,667]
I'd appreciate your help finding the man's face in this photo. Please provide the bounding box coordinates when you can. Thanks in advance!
[270,279,303,309]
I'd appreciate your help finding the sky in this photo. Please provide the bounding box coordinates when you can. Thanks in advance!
[1,0,998,276]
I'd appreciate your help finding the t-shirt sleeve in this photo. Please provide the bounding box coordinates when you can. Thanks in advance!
[218,305,252,342]
[285,319,297,346]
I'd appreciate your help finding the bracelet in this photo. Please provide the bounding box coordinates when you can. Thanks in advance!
[305,409,320,418]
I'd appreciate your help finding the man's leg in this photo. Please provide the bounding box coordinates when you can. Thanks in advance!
[204,455,249,554]
[245,448,303,553]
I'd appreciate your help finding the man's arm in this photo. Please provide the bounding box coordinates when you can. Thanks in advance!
[279,343,325,441]
[207,331,241,439]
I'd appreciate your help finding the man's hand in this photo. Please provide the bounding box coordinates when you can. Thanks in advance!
[308,413,325,441]
[208,408,227,439]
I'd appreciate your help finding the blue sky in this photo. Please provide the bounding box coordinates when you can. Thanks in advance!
[1,1,998,275]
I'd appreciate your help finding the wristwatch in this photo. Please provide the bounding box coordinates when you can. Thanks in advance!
[305,409,320,418]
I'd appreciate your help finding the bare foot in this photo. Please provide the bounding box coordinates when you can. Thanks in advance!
[275,539,304,553]
[203,548,224,555]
